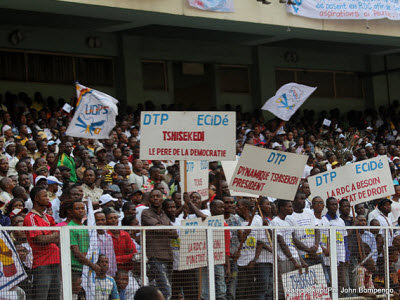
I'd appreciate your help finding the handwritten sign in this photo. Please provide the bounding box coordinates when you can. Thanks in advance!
[287,0,400,20]
[283,264,331,300]
[221,158,257,197]
[229,145,307,199]
[178,216,225,271]
[180,161,209,202]
[308,156,394,205]
[140,112,235,161]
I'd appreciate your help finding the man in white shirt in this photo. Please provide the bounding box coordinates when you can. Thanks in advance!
[128,159,148,189]
[271,200,308,298]
[287,192,322,266]
[368,198,395,226]
[375,198,394,246]
[323,197,348,297]
[235,198,263,300]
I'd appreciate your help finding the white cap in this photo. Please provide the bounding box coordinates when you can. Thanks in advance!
[365,143,373,147]
[335,128,342,133]
[35,175,47,185]
[99,194,118,206]
[47,176,63,185]
[2,125,11,133]
[366,126,373,131]
[339,134,345,139]
[271,142,281,149]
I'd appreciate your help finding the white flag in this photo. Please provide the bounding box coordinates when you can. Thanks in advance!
[81,198,99,300]
[262,83,316,121]
[66,83,118,139]
[188,0,234,12]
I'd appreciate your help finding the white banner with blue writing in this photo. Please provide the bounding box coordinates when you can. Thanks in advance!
[262,83,316,121]
[287,0,400,20]
[308,156,394,206]
[188,0,234,12]
[66,83,118,139]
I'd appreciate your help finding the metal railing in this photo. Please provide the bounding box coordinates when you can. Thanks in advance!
[1,225,396,300]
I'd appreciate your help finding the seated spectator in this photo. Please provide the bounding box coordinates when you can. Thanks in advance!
[134,286,164,300]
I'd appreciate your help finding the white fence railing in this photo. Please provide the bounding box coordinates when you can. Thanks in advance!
[1,225,396,300]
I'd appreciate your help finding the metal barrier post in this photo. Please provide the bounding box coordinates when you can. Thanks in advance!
[384,228,390,300]
[141,229,148,286]
[273,229,279,300]
[329,227,339,300]
[207,228,216,300]
[60,226,72,300]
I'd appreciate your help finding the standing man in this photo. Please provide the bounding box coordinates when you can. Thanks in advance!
[270,200,308,299]
[23,186,60,300]
[57,142,77,183]
[286,192,321,266]
[94,147,113,183]
[81,168,103,205]
[141,189,178,300]
[68,199,101,275]
[8,144,27,177]
[323,197,348,296]
[128,159,148,189]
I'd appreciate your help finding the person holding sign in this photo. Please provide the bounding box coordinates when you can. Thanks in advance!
[270,200,308,299]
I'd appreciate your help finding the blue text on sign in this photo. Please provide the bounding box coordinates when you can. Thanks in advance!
[315,172,337,186]
[267,152,286,165]
[355,159,384,174]
[197,114,229,126]
[143,113,169,125]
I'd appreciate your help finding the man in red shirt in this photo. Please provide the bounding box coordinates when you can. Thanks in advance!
[23,186,60,300]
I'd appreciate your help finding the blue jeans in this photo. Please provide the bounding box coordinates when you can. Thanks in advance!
[255,263,273,300]
[226,259,238,300]
[199,265,227,300]
[148,258,173,300]
[33,264,61,300]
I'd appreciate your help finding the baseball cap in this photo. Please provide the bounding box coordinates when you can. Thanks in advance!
[37,131,47,140]
[95,147,106,155]
[47,141,56,146]
[99,194,118,206]
[47,176,63,185]
[272,142,281,149]
[132,189,143,195]
[379,198,392,207]
[4,141,15,149]
[9,208,28,217]
[35,175,47,185]
[2,125,11,133]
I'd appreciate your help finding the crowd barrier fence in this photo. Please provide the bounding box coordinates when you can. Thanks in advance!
[0,225,397,300]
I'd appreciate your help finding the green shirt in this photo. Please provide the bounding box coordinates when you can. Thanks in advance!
[58,153,77,183]
[68,220,90,272]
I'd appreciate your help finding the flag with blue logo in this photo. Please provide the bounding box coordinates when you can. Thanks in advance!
[66,83,118,139]
[188,0,234,12]
[262,83,316,121]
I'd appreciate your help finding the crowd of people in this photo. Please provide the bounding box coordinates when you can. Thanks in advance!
[0,91,400,299]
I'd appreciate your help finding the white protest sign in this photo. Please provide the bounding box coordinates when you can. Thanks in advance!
[180,161,209,201]
[222,158,257,197]
[308,156,394,205]
[140,112,236,161]
[323,119,331,126]
[287,0,400,20]
[229,145,307,199]
[178,215,225,271]
[0,232,27,291]
[282,264,331,300]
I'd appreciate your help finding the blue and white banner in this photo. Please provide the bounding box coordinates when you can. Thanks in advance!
[188,0,234,12]
[0,232,27,292]
[262,83,316,121]
[287,0,400,20]
[66,83,118,139]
